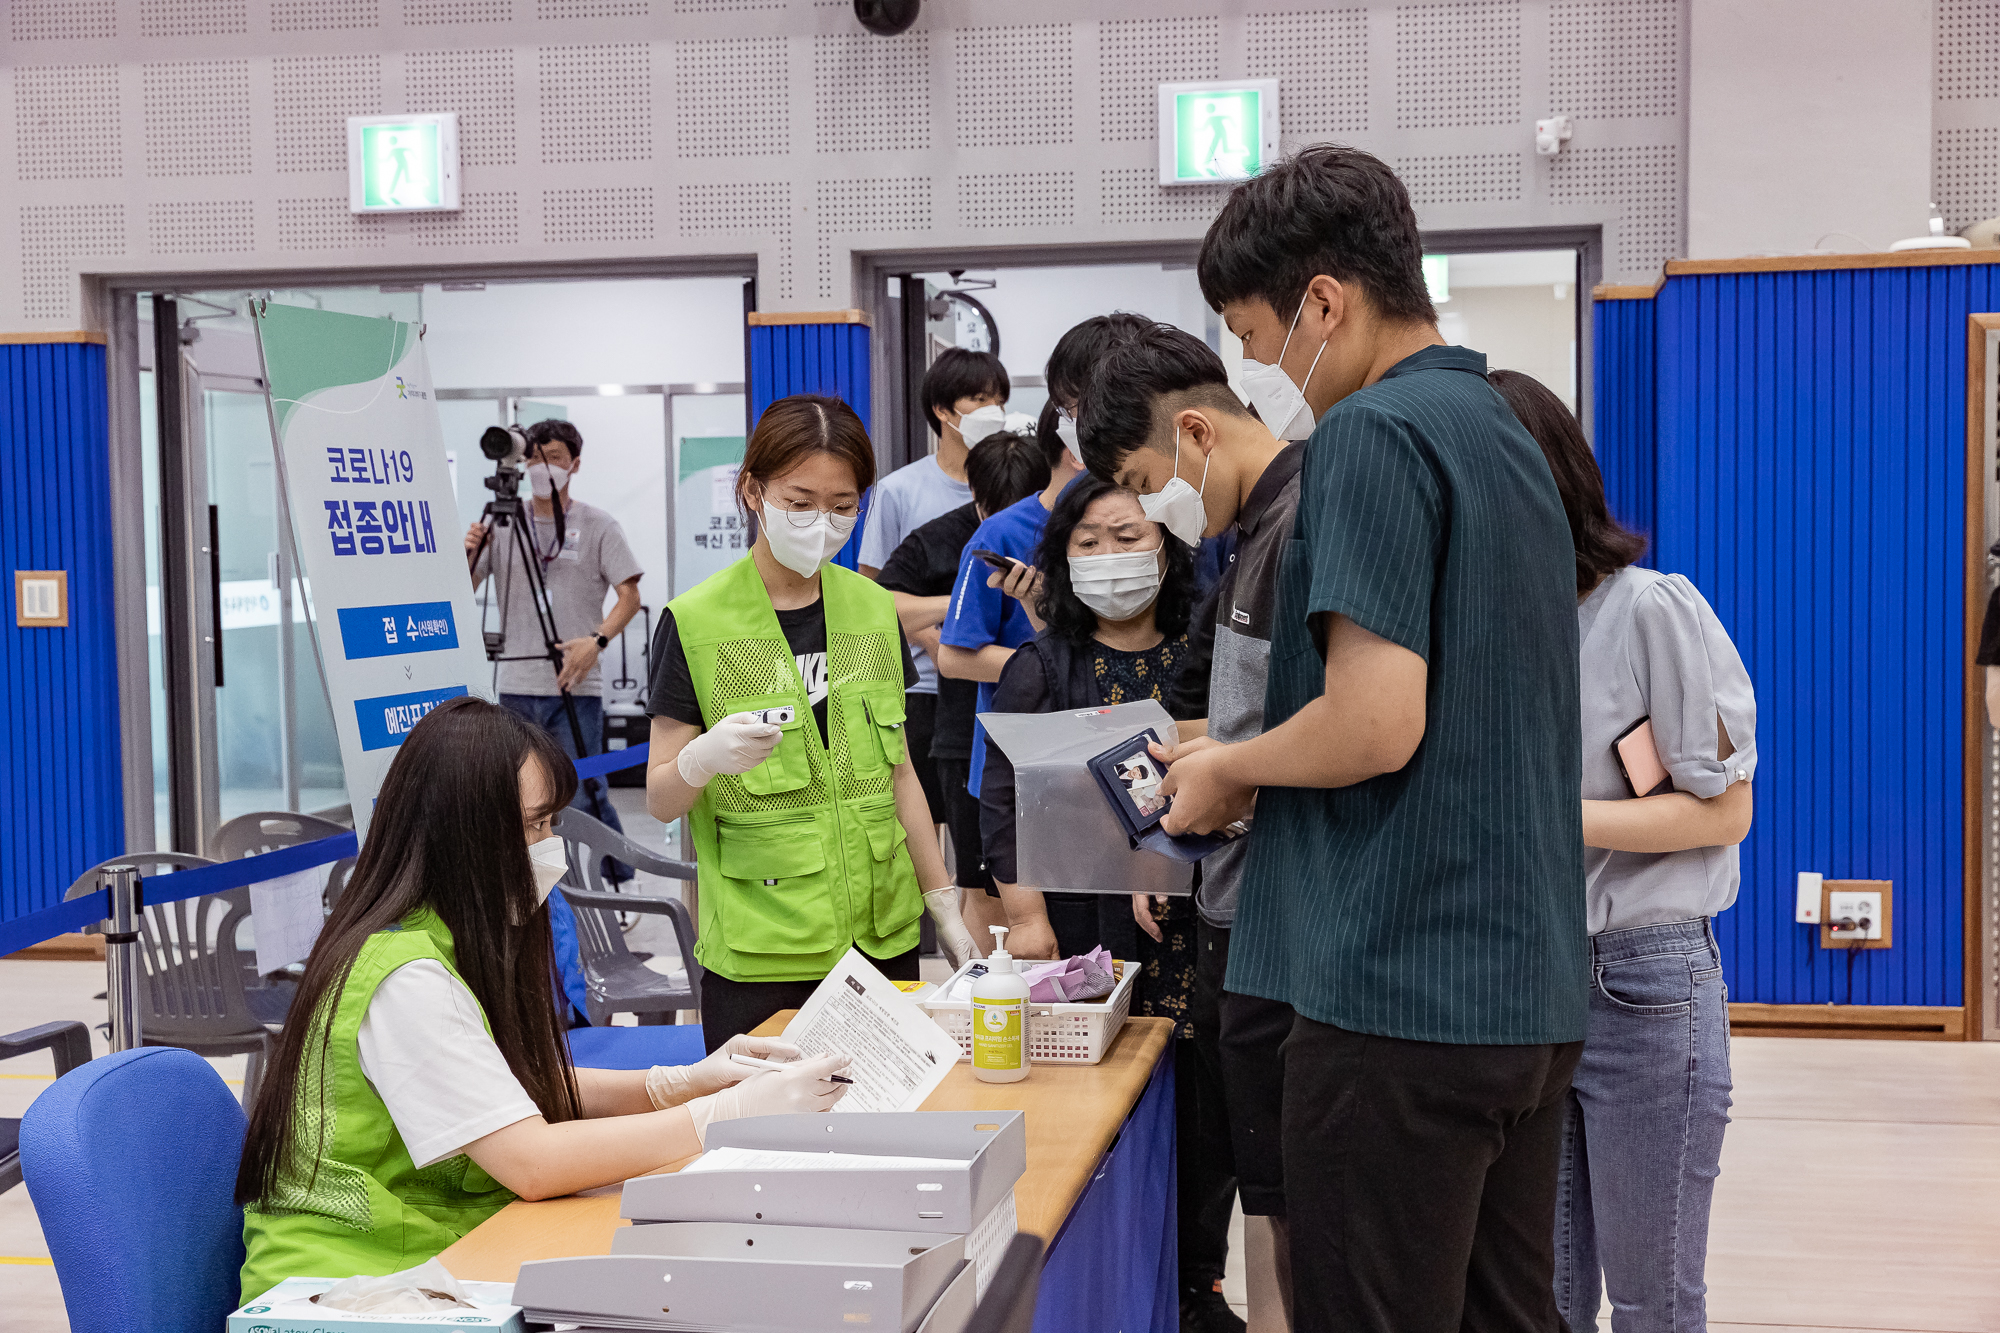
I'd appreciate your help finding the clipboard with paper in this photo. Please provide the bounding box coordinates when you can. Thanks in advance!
[978,698,1195,897]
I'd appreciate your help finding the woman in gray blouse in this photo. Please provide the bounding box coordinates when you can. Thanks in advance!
[1491,372,1755,1333]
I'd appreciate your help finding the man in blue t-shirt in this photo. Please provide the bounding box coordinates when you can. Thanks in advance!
[936,314,1155,802]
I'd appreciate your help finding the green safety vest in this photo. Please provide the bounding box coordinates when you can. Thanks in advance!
[239,909,517,1303]
[670,556,923,983]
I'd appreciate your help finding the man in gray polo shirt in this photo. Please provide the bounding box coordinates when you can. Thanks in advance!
[1081,323,1302,1333]
[466,419,643,850]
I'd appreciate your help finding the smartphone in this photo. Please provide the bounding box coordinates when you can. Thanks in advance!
[752,706,795,727]
[1613,716,1672,798]
[971,548,1017,572]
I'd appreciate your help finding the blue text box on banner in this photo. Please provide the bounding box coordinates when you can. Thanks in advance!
[337,601,460,659]
[355,685,468,751]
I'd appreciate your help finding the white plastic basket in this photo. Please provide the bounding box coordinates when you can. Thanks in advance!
[920,958,1135,1065]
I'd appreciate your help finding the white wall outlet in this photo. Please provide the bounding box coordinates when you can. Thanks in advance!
[1795,872,1823,924]
[1827,889,1884,941]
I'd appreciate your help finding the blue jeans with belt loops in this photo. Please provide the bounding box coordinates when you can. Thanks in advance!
[1554,917,1733,1333]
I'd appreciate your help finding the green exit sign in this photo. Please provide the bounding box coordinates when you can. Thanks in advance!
[1158,80,1280,187]
[347,113,460,214]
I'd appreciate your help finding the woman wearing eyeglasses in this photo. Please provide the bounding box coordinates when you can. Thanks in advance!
[646,395,977,1049]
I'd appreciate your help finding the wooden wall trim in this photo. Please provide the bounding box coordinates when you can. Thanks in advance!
[0,330,107,344]
[1729,1003,1966,1041]
[1966,315,2000,1043]
[746,309,871,327]
[1594,248,2000,302]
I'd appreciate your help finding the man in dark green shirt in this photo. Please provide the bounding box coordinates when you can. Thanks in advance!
[1161,145,1587,1331]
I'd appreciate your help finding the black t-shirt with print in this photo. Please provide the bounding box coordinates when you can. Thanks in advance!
[647,600,917,745]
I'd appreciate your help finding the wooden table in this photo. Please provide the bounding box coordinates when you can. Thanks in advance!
[439,1014,1175,1283]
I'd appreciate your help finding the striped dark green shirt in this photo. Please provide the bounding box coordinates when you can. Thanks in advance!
[1227,345,1588,1046]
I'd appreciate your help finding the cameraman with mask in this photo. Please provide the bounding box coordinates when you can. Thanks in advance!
[465,419,644,855]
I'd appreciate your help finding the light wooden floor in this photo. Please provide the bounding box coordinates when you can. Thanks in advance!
[3,952,1996,1332]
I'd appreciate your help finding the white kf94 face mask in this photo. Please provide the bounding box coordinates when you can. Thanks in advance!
[760,501,858,577]
[957,405,1038,447]
[1239,293,1331,441]
[527,834,569,906]
[527,463,571,498]
[1068,545,1164,622]
[1136,426,1210,548]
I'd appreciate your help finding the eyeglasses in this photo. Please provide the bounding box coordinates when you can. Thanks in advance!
[769,500,860,527]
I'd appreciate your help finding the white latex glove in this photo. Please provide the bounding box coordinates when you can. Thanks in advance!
[685,1052,854,1146]
[923,887,980,969]
[677,712,784,788]
[644,1034,805,1109]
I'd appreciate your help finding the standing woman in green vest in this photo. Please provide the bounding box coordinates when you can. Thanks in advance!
[646,395,978,1049]
[235,697,850,1302]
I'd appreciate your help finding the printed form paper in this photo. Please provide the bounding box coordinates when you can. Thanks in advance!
[782,948,960,1113]
[681,1146,969,1174]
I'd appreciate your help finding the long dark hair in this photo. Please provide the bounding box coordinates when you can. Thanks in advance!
[236,697,583,1206]
[1033,475,1196,646]
[1488,369,1647,594]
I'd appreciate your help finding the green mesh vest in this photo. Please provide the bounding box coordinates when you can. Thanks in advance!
[239,909,517,1302]
[670,556,923,982]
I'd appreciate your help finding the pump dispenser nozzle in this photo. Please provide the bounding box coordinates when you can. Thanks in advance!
[986,925,1013,972]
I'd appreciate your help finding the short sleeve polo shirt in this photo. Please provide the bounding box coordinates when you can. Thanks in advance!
[1226,345,1589,1047]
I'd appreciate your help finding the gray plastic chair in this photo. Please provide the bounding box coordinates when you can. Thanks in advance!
[63,854,277,1105]
[0,1021,91,1194]
[553,808,703,1027]
[212,810,349,860]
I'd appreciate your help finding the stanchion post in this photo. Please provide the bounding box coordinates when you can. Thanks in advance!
[101,865,143,1052]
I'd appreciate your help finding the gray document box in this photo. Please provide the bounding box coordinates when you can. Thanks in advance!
[513,1222,966,1333]
[619,1111,1027,1236]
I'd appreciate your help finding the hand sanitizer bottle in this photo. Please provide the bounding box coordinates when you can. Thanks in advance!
[972,925,1030,1083]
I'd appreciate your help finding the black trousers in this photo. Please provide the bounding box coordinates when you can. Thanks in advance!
[932,755,993,893]
[1219,969,1294,1218]
[1181,917,1240,1292]
[905,690,944,823]
[1044,892,1137,961]
[699,945,922,1053]
[1283,1016,1583,1333]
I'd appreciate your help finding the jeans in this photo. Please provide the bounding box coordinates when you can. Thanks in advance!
[1554,918,1733,1333]
[500,692,629,879]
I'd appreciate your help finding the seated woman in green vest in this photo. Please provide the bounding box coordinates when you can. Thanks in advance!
[235,696,849,1302]
[645,394,979,1049]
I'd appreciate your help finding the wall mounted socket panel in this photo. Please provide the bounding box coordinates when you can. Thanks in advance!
[1827,889,1884,940]
[1795,872,1823,924]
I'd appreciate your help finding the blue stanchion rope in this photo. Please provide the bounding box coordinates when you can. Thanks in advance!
[0,742,652,957]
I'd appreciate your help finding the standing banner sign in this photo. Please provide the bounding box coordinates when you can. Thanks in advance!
[255,302,490,838]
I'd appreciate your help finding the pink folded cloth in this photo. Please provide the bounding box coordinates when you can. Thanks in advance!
[1019,947,1117,1004]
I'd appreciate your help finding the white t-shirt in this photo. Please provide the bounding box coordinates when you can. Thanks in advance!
[354,959,542,1169]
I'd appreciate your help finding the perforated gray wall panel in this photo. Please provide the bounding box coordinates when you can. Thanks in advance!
[0,0,1687,330]
[1937,1,2000,231]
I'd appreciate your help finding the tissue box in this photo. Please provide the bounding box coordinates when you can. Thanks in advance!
[229,1278,525,1332]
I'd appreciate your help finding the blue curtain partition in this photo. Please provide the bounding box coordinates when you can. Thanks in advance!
[1595,260,1997,1008]
[0,338,124,927]
[747,316,873,570]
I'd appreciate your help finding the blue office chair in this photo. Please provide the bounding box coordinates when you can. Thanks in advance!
[21,1046,248,1333]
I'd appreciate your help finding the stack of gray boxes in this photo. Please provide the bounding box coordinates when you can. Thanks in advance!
[512,1110,1027,1333]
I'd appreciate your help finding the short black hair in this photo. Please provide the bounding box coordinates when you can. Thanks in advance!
[1044,313,1154,410]
[1033,474,1197,646]
[1487,370,1646,593]
[921,348,1010,437]
[526,418,583,459]
[1033,399,1068,469]
[1077,323,1250,480]
[964,430,1050,517]
[1197,144,1435,326]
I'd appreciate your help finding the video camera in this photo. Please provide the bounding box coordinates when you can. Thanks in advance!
[481,424,528,499]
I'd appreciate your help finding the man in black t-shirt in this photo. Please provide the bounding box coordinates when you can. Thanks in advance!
[878,431,1050,926]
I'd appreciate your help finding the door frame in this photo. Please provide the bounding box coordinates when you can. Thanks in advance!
[99,256,755,851]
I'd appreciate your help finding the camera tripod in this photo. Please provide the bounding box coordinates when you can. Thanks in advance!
[471,460,611,824]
